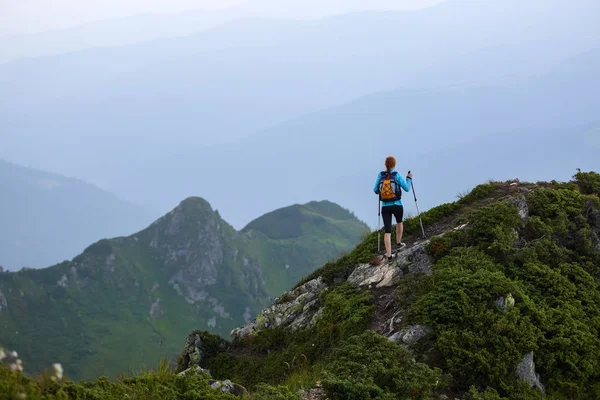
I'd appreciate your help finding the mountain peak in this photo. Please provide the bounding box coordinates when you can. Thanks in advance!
[177,196,213,210]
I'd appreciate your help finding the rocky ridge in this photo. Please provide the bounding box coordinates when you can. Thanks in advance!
[211,183,554,397]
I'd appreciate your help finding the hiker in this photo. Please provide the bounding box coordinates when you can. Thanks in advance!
[374,156,412,262]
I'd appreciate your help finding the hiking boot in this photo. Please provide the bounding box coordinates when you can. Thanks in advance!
[394,242,407,251]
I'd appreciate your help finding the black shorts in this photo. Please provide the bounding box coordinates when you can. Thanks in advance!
[382,205,404,233]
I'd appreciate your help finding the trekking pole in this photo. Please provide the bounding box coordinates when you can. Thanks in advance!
[377,198,381,253]
[408,170,426,238]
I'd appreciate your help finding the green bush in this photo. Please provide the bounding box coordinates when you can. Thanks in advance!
[322,331,444,400]
[315,282,374,346]
[410,181,600,397]
[574,170,600,196]
[411,250,541,389]
[252,383,301,400]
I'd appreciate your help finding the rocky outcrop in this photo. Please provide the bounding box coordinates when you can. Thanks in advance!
[495,293,515,312]
[179,332,228,369]
[149,299,164,319]
[512,194,529,221]
[348,242,433,288]
[516,352,545,393]
[56,274,68,288]
[301,387,327,400]
[0,290,7,313]
[388,325,432,346]
[177,365,211,377]
[210,379,247,397]
[232,277,327,340]
[178,365,247,397]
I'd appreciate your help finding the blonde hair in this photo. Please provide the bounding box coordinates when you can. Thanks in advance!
[385,156,396,172]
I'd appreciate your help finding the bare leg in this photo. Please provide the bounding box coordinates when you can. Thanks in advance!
[396,222,404,245]
[384,233,392,257]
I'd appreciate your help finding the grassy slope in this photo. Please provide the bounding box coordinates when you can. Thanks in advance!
[243,201,369,296]
[2,171,599,399]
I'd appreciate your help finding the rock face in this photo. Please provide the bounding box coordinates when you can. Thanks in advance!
[516,352,545,393]
[348,242,433,288]
[232,277,328,340]
[149,299,164,319]
[512,194,530,221]
[179,332,227,370]
[153,203,239,316]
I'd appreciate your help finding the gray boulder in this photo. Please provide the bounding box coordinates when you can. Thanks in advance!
[177,365,211,377]
[516,352,545,393]
[389,325,432,346]
[209,379,247,397]
[347,242,432,288]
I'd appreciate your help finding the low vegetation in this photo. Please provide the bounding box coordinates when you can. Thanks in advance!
[2,171,599,399]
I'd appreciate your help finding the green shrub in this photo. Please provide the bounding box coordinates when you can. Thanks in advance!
[465,201,523,259]
[322,331,444,400]
[252,383,301,400]
[411,250,541,389]
[458,183,499,205]
[315,282,374,346]
[574,170,600,196]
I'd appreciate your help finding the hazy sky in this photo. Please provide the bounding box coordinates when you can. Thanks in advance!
[0,0,444,35]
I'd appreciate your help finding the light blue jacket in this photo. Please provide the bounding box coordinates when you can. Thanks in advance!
[373,168,411,207]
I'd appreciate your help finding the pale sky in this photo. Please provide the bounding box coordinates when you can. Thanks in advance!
[0,0,444,35]
[0,0,242,35]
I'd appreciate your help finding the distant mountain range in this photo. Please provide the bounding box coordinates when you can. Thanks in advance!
[92,49,600,229]
[0,196,368,380]
[0,0,444,62]
[1,0,597,181]
[0,159,154,271]
[1,0,597,238]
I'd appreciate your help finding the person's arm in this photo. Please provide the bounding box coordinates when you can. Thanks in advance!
[374,172,382,194]
[396,173,411,192]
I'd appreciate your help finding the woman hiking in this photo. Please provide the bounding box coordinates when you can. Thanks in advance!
[373,156,413,262]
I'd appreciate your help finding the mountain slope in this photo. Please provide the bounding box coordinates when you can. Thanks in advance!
[0,197,368,381]
[177,171,600,399]
[0,159,153,270]
[244,201,368,295]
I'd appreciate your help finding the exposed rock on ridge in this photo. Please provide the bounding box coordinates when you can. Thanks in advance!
[232,277,327,339]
